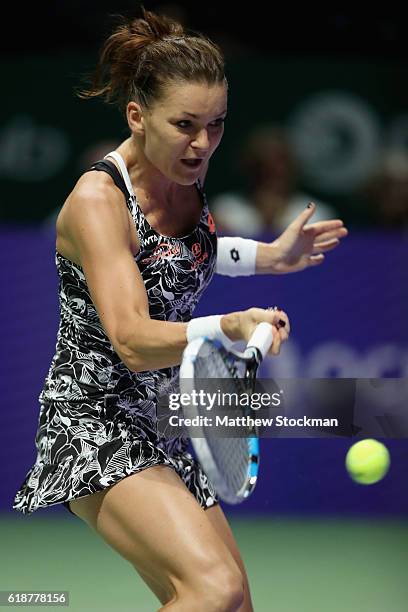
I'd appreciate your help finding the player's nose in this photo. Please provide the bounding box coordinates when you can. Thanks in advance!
[192,129,210,151]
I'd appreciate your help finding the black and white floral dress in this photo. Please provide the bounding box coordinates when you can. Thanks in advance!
[13,151,219,515]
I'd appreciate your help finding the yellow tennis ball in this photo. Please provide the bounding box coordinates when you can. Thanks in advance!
[345,439,390,485]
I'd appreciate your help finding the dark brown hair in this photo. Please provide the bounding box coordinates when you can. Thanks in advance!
[78,7,226,113]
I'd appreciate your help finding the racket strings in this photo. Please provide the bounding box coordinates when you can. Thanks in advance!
[193,341,254,501]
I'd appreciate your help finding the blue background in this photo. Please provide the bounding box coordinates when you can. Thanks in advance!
[2,227,407,516]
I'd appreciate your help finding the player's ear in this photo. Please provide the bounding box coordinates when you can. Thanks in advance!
[127,101,145,136]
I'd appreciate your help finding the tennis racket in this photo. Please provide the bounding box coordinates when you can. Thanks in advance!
[179,322,274,504]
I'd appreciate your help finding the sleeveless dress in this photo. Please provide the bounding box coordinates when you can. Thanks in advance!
[13,152,219,515]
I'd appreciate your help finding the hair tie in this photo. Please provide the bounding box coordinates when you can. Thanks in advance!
[161,36,186,42]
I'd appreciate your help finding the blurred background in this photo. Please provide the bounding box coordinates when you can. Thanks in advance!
[1,3,407,611]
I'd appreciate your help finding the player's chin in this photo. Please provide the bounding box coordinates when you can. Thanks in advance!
[175,158,207,184]
[177,177,198,186]
[172,171,198,186]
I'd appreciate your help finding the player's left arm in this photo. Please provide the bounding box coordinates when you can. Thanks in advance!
[216,202,348,276]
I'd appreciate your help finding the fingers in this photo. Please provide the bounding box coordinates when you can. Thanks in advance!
[269,323,289,355]
[242,307,290,356]
[270,331,281,355]
[245,306,290,332]
[305,220,347,235]
[308,254,325,266]
[313,227,348,243]
[272,309,290,335]
[268,308,290,356]
[312,238,340,254]
[290,202,317,230]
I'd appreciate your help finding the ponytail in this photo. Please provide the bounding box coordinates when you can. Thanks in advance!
[78,7,225,113]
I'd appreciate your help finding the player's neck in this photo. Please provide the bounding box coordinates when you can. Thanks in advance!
[117,137,185,211]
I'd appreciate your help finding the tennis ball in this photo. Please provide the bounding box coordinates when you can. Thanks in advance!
[345,439,390,485]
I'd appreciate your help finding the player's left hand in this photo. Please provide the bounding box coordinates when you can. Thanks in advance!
[269,202,348,274]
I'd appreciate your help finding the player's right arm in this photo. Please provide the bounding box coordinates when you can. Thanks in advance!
[63,177,289,372]
[63,175,189,371]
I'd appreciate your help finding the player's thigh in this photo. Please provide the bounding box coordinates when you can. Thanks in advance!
[206,505,254,612]
[205,504,249,578]
[69,465,243,603]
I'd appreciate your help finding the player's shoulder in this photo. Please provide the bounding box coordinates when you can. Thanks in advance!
[67,169,127,217]
[59,169,130,239]
[72,169,121,204]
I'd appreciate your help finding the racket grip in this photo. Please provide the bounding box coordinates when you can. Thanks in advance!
[244,322,274,360]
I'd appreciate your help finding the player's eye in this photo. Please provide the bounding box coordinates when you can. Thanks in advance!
[209,118,226,127]
[176,120,192,129]
[176,117,226,130]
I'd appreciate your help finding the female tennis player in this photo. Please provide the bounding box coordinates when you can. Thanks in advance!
[13,8,347,611]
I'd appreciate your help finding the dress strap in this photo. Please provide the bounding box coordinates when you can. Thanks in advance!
[104,151,135,197]
[87,159,131,205]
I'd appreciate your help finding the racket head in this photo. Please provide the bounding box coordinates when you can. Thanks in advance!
[179,337,260,504]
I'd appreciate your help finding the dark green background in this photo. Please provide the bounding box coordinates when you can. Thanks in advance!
[1,54,405,225]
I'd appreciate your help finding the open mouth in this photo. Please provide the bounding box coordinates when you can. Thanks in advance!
[181,159,203,168]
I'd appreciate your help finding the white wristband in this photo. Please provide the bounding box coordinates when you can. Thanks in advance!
[186,315,235,349]
[216,237,258,277]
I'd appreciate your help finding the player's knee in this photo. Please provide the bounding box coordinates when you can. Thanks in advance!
[213,570,245,612]
[194,564,245,612]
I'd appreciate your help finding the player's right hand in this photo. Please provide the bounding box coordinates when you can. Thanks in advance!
[221,307,290,355]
